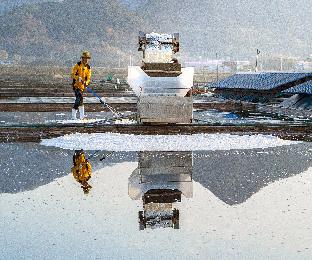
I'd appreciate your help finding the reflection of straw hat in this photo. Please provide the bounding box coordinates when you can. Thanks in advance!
[81,51,91,59]
[83,187,90,194]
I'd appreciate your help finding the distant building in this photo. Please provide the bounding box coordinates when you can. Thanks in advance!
[184,59,251,73]
[259,56,298,71]
[294,61,312,71]
[212,72,312,106]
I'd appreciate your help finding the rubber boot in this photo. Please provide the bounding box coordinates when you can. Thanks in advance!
[72,109,77,120]
[79,105,85,120]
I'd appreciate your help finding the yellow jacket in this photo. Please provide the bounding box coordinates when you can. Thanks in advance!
[72,153,92,182]
[71,61,92,91]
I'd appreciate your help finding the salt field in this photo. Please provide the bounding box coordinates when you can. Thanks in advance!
[1,1,312,259]
[0,109,311,126]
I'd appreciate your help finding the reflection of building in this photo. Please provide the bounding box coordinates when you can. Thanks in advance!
[129,151,193,230]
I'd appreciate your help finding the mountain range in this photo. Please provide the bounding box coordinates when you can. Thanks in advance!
[0,0,147,65]
[140,0,312,59]
[0,0,311,65]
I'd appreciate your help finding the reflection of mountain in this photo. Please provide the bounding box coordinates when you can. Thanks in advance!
[0,143,136,194]
[2,142,311,209]
[0,143,71,193]
[193,144,312,205]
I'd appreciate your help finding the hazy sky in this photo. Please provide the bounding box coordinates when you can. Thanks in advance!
[119,0,148,9]
[0,0,63,14]
[1,0,311,61]
[0,0,143,13]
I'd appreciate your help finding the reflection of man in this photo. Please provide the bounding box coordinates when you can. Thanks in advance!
[71,51,92,120]
[71,149,92,194]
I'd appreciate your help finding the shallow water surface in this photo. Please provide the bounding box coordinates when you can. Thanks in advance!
[1,141,312,259]
[0,109,311,126]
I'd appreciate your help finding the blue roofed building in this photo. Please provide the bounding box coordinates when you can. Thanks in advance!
[283,81,312,94]
[280,80,312,110]
[211,72,312,107]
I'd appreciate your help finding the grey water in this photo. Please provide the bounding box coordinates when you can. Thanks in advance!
[0,109,311,126]
[1,141,312,259]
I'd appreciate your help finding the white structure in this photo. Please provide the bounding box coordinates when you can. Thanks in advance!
[127,31,194,123]
[127,66,194,97]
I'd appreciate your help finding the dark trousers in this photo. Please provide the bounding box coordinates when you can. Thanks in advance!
[73,88,83,109]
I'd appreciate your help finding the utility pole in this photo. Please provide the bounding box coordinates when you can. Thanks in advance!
[255,49,260,72]
[216,52,219,88]
[280,57,283,71]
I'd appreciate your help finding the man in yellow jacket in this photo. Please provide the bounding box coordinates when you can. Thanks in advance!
[71,51,92,119]
[72,149,92,194]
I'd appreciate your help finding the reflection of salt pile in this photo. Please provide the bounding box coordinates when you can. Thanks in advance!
[143,203,179,229]
[144,203,173,218]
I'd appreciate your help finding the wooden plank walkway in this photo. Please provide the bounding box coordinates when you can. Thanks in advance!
[0,123,310,142]
[0,97,256,112]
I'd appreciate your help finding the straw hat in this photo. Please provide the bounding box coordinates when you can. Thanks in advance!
[81,51,91,59]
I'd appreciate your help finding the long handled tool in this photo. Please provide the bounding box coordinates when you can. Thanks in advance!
[100,151,114,161]
[86,150,112,161]
[86,86,123,117]
[87,150,101,160]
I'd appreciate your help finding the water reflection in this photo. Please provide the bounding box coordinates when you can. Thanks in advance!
[1,142,312,258]
[129,151,193,230]
[71,149,92,194]
[193,147,311,205]
[1,143,311,202]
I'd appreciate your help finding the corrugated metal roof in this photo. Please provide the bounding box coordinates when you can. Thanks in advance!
[213,72,312,92]
[284,81,312,94]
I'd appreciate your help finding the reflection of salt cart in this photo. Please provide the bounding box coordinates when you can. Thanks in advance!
[129,151,193,230]
[127,32,194,123]
[139,189,181,230]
